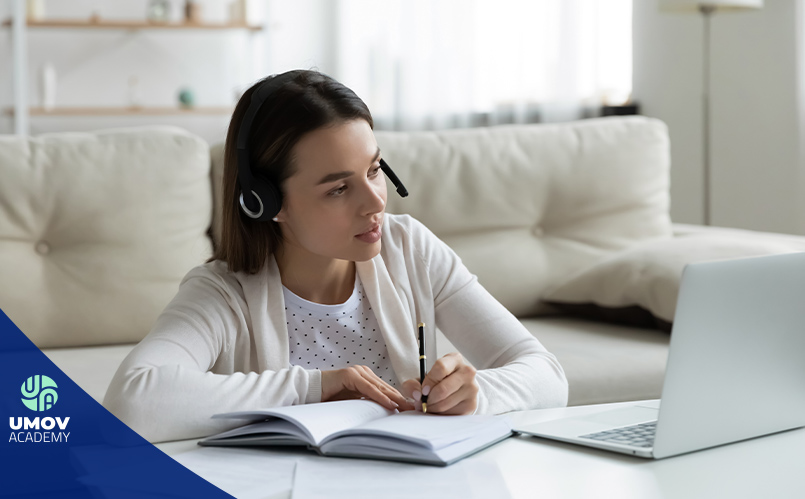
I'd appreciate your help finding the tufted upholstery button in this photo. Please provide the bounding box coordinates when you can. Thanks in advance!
[35,241,51,255]
[532,226,545,237]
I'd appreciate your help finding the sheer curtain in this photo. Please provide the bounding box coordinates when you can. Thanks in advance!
[334,0,632,131]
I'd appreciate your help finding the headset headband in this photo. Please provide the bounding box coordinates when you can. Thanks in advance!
[237,72,301,214]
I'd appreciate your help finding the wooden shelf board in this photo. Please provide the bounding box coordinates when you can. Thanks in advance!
[5,107,234,117]
[2,18,263,31]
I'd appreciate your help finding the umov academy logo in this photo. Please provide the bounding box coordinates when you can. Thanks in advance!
[9,374,70,443]
[21,374,58,411]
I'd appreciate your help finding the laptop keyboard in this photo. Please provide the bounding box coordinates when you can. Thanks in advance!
[580,421,657,448]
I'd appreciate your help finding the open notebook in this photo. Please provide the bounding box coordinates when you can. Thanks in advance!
[199,400,514,466]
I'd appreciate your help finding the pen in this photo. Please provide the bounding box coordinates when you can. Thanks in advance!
[418,322,428,413]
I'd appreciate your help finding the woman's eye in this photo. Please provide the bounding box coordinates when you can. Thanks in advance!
[371,166,382,176]
[329,186,346,197]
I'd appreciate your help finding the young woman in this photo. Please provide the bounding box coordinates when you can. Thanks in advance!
[104,69,568,443]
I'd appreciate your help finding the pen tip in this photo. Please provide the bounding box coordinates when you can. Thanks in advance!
[418,322,425,328]
[422,403,427,413]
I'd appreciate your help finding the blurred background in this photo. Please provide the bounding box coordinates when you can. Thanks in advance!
[2,0,804,235]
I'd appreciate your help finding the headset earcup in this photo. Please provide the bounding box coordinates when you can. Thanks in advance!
[240,176,282,222]
[252,176,282,221]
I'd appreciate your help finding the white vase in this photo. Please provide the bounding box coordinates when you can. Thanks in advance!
[127,76,142,108]
[27,0,46,21]
[229,0,248,23]
[40,63,56,111]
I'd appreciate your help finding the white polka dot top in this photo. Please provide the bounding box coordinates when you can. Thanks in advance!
[283,271,399,389]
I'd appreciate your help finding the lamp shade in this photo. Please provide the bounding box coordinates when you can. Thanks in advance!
[659,0,763,12]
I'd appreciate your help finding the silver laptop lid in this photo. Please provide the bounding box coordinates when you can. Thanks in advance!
[653,252,805,459]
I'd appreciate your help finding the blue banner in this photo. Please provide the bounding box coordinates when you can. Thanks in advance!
[0,308,232,498]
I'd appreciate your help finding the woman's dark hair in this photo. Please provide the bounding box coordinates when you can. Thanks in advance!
[208,69,374,274]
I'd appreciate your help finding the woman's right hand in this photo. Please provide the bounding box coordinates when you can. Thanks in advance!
[320,366,415,412]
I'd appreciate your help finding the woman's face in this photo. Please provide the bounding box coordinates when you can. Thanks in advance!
[276,119,388,263]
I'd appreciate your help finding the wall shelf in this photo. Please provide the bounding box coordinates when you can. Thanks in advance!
[1,18,263,31]
[5,0,262,135]
[4,106,235,117]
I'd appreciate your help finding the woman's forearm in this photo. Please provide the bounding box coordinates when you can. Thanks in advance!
[474,345,569,414]
[103,340,322,443]
[435,278,569,414]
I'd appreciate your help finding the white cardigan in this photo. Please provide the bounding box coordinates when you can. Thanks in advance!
[104,214,568,443]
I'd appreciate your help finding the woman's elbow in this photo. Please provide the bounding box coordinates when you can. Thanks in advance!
[537,350,569,408]
[543,356,570,408]
[102,368,163,443]
[553,373,570,408]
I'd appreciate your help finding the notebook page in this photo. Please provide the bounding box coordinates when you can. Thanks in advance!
[319,423,510,464]
[431,424,513,463]
[213,400,395,446]
[204,419,308,442]
[322,412,512,449]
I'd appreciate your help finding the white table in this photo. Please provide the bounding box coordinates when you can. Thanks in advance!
[156,400,805,498]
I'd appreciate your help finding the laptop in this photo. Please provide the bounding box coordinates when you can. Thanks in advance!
[516,252,805,459]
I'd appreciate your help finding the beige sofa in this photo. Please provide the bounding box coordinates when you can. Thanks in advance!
[3,116,803,412]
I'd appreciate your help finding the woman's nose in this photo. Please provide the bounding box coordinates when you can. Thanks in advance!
[361,179,386,213]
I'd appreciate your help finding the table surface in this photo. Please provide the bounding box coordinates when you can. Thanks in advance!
[156,400,805,499]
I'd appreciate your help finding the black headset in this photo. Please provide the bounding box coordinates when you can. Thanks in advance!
[236,71,409,222]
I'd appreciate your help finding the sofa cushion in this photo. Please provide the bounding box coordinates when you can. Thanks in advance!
[373,116,673,317]
[543,232,804,325]
[521,317,670,406]
[0,126,213,348]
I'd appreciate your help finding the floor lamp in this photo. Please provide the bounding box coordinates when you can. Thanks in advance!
[659,0,763,226]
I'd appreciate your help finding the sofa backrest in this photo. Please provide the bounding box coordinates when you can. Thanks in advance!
[211,116,673,318]
[0,126,213,348]
[375,116,673,316]
[0,116,671,348]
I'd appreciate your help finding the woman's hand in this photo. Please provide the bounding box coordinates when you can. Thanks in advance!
[401,352,479,415]
[320,365,415,412]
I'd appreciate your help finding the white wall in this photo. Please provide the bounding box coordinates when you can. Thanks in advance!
[264,0,336,76]
[633,0,805,235]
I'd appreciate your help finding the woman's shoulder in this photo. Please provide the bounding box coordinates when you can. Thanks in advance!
[382,215,475,297]
[383,213,434,242]
[182,259,231,283]
[382,213,451,263]
[179,259,255,297]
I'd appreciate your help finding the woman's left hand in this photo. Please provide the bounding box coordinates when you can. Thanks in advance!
[401,352,479,415]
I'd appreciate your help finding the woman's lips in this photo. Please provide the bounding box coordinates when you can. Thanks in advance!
[355,223,382,243]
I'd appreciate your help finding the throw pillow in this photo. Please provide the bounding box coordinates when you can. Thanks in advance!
[542,234,800,328]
